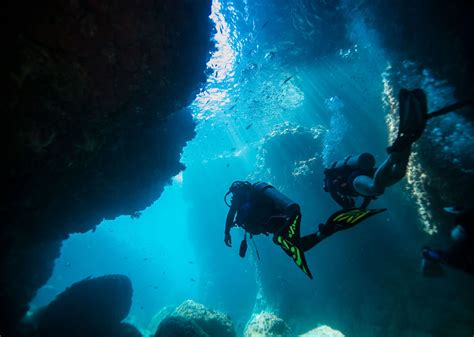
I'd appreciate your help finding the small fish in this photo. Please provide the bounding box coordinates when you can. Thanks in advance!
[261,20,269,29]
[190,278,196,282]
[230,147,236,151]
[282,76,293,85]
[153,286,159,289]
[65,262,71,267]
[188,261,194,264]
[245,123,253,130]
[226,163,230,168]
[143,257,149,261]
[264,51,275,60]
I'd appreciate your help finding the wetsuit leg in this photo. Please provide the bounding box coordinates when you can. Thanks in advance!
[376,147,411,188]
[299,203,351,251]
[300,233,319,252]
[301,219,353,252]
[353,147,411,196]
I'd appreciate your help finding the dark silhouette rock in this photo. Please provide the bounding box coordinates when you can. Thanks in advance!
[1,0,213,334]
[36,275,132,337]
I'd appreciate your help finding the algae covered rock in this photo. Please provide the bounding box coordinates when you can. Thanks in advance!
[36,274,132,337]
[155,316,209,337]
[299,325,345,337]
[244,312,295,337]
[173,300,236,337]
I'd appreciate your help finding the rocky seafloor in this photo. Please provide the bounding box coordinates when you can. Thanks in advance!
[25,274,345,337]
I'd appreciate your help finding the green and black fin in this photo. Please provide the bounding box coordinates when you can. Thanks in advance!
[327,208,387,230]
[274,213,313,279]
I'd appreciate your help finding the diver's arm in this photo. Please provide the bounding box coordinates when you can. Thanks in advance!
[224,206,237,247]
[328,185,351,209]
[326,176,350,209]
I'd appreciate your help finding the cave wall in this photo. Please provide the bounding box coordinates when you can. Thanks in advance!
[351,0,474,100]
[348,0,474,237]
[2,0,213,334]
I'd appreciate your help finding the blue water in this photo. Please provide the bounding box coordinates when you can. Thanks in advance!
[32,1,474,336]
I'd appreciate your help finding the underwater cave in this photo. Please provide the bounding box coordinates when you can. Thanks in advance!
[2,0,473,336]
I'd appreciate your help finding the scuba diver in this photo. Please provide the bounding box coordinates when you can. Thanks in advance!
[324,89,473,209]
[323,152,378,209]
[421,207,473,276]
[224,181,385,279]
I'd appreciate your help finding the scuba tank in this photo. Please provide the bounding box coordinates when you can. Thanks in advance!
[330,153,375,171]
[253,182,300,215]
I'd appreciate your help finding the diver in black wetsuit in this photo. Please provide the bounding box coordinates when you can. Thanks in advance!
[324,89,472,210]
[223,181,385,279]
[421,207,473,276]
[224,181,315,250]
[224,181,317,278]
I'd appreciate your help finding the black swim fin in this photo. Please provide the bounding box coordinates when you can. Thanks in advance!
[274,212,313,279]
[387,88,428,153]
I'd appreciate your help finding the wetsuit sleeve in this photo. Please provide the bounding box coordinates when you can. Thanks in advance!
[328,183,352,209]
[225,205,237,234]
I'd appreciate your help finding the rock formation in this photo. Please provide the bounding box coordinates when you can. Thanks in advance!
[35,275,138,337]
[155,316,209,337]
[2,1,213,334]
[244,312,294,337]
[173,300,236,337]
[299,325,345,337]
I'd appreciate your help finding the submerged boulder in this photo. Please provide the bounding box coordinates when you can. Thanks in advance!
[299,325,345,337]
[173,300,236,337]
[244,312,294,337]
[155,316,209,337]
[36,274,132,337]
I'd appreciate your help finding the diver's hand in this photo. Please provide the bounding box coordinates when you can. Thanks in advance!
[224,233,232,247]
